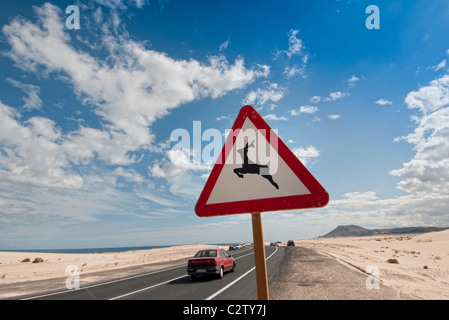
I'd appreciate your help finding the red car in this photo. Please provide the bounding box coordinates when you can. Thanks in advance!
[187,249,235,280]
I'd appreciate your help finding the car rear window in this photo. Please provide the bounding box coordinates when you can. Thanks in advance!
[194,250,217,257]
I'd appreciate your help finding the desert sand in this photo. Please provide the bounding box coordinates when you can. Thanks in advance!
[0,244,226,298]
[296,229,449,300]
[1,230,448,300]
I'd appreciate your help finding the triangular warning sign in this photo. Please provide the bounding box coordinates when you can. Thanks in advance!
[195,105,329,217]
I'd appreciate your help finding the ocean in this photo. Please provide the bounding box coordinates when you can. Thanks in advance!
[0,245,173,254]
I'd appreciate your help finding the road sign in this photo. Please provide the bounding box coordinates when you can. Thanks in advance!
[195,105,329,217]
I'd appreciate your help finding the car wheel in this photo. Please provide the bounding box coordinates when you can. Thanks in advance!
[190,275,197,281]
[231,263,235,272]
[218,267,224,279]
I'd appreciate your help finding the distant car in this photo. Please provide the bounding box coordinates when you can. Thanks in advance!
[187,249,235,280]
[270,242,278,246]
[287,240,295,246]
[229,245,236,250]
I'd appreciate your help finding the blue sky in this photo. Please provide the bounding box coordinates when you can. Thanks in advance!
[1,0,449,249]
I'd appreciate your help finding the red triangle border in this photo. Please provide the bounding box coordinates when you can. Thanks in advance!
[195,105,329,217]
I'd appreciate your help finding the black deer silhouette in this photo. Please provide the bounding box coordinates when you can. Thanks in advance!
[233,141,279,190]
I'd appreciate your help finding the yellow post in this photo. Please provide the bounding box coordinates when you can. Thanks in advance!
[251,212,269,300]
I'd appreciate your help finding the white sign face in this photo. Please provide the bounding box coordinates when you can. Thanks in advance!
[195,104,329,217]
[206,118,310,205]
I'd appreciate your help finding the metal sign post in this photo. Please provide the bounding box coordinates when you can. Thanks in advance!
[251,212,269,300]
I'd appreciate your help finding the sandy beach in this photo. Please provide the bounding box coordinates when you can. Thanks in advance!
[296,229,449,300]
[0,244,226,299]
[1,230,448,299]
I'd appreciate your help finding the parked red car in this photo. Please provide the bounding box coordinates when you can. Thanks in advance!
[187,249,235,280]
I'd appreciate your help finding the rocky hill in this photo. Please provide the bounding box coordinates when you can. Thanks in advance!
[321,225,449,237]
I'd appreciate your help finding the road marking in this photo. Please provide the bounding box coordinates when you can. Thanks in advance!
[22,246,265,300]
[109,248,256,300]
[108,274,187,300]
[205,247,278,300]
[21,264,186,300]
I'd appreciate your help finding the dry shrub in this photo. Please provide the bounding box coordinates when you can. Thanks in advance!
[386,258,399,264]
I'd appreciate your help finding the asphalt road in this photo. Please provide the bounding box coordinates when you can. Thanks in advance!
[14,245,410,300]
[20,246,281,300]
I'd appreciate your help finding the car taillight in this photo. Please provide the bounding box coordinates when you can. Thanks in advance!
[206,259,216,266]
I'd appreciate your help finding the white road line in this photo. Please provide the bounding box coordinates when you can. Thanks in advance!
[109,249,255,300]
[205,247,279,300]
[22,247,269,301]
[21,264,186,300]
[109,274,187,300]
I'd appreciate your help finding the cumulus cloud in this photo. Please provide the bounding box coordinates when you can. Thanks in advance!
[264,114,288,121]
[292,146,320,165]
[243,82,286,107]
[290,105,318,116]
[325,91,349,102]
[275,29,309,79]
[328,114,341,120]
[6,78,42,111]
[1,2,267,188]
[346,74,360,87]
[149,149,212,196]
[404,75,449,114]
[308,91,349,104]
[375,98,393,106]
[285,29,304,58]
[309,96,321,103]
[388,69,449,201]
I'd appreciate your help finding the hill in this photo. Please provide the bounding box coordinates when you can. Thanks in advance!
[321,225,449,237]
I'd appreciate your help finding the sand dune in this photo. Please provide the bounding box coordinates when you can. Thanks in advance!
[297,229,449,299]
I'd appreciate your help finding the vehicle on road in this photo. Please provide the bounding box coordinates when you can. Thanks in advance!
[287,240,295,246]
[187,249,235,280]
[270,242,278,246]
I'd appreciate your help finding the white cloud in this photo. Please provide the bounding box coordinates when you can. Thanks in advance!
[430,59,447,71]
[0,102,83,188]
[346,74,360,87]
[285,29,303,58]
[309,96,321,103]
[325,91,349,102]
[375,98,393,106]
[276,29,309,79]
[328,114,341,120]
[404,75,449,114]
[219,39,230,52]
[390,70,449,199]
[390,106,449,196]
[283,65,306,79]
[290,105,318,116]
[243,82,286,107]
[292,146,320,165]
[149,149,212,197]
[2,3,267,188]
[6,78,42,111]
[264,114,288,121]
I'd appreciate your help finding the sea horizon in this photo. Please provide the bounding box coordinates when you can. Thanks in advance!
[0,245,175,254]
